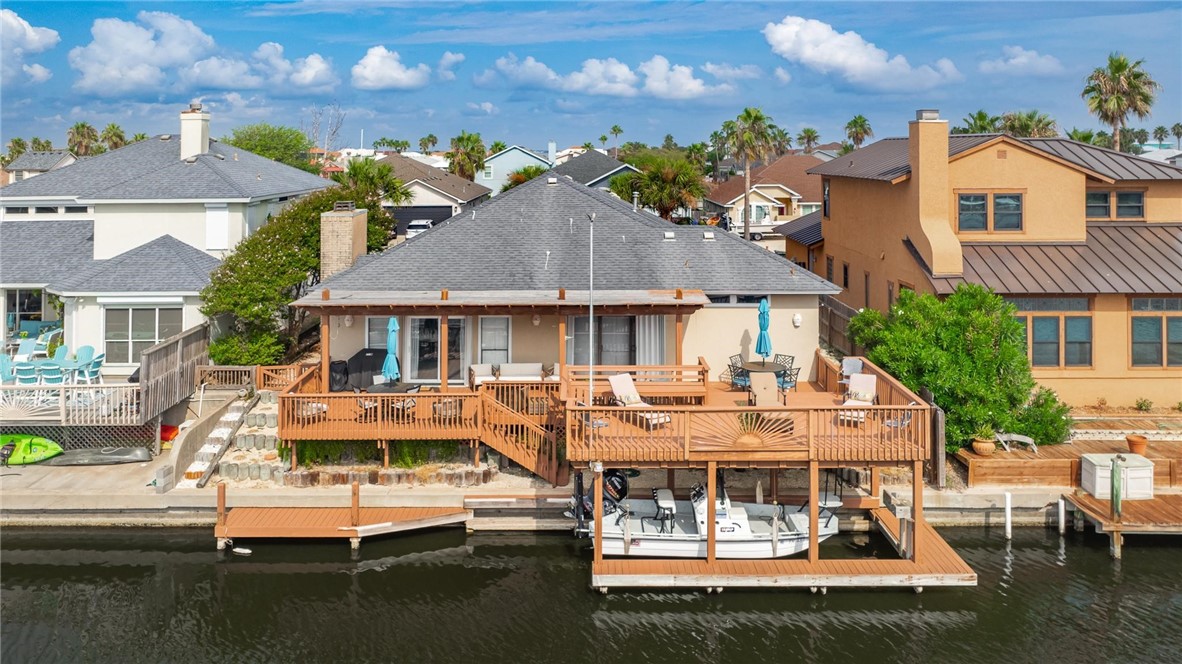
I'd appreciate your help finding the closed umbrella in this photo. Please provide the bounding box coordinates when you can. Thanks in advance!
[381,318,400,382]
[755,297,772,365]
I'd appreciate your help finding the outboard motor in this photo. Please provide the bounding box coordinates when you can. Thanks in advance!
[579,469,629,519]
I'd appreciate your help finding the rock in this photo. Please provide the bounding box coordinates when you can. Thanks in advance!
[274,470,285,486]
[221,462,238,481]
[368,469,380,485]
[263,451,278,461]
[248,463,261,480]
[318,472,334,487]
[265,412,278,428]
[265,435,277,450]
[260,464,272,481]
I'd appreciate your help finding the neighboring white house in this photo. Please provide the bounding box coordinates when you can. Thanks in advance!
[2,150,76,184]
[0,103,332,375]
[481,145,553,195]
[374,152,491,233]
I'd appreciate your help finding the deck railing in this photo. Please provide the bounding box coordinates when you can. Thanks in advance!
[256,365,306,391]
[480,380,563,427]
[480,390,568,485]
[139,324,210,423]
[0,384,143,426]
[196,365,255,389]
[562,358,710,404]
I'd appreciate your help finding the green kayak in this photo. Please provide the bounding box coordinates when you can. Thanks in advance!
[1,434,64,465]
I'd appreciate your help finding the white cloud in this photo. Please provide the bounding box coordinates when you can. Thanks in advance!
[979,45,1064,76]
[763,15,961,91]
[69,11,215,94]
[182,56,264,89]
[351,46,432,90]
[437,51,465,80]
[774,66,792,84]
[1,9,60,84]
[465,101,499,115]
[290,53,338,91]
[702,62,761,81]
[250,43,338,92]
[638,56,730,100]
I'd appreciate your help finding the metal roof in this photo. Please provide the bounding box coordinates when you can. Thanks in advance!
[1021,139,1182,181]
[773,210,823,246]
[927,223,1182,295]
[807,136,995,181]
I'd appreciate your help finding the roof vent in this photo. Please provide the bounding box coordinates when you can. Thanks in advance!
[663,231,676,241]
[334,201,356,211]
[702,231,715,241]
[189,102,203,112]
[160,134,172,141]
[184,156,197,164]
[547,177,558,185]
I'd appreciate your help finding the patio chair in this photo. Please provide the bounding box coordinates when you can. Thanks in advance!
[38,367,67,405]
[13,363,38,385]
[995,431,1038,454]
[355,388,379,423]
[607,373,671,429]
[12,339,36,362]
[30,328,61,359]
[837,357,864,391]
[837,373,877,426]
[0,355,13,384]
[469,363,497,389]
[390,385,420,420]
[729,354,744,367]
[884,401,919,428]
[52,345,70,362]
[77,353,104,385]
[776,367,802,392]
[773,354,794,371]
[432,398,462,423]
[729,362,751,390]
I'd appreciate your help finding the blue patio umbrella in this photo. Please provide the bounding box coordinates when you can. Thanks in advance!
[381,318,400,382]
[755,298,772,364]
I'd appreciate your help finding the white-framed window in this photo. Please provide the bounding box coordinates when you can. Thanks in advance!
[705,294,770,307]
[5,288,43,332]
[406,316,467,383]
[365,316,395,350]
[567,315,635,365]
[478,316,510,364]
[482,165,494,179]
[103,307,183,364]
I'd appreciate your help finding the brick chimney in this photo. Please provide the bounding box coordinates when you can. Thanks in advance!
[180,102,210,159]
[320,202,368,280]
[908,109,962,276]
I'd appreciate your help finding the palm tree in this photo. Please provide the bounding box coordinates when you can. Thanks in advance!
[419,134,438,153]
[101,123,126,151]
[952,110,1001,134]
[1066,128,1097,144]
[610,124,623,159]
[582,141,595,150]
[708,130,725,183]
[844,115,873,148]
[770,126,792,157]
[130,133,149,143]
[1119,128,1140,153]
[501,165,549,193]
[1173,123,1182,149]
[608,157,707,220]
[1133,128,1150,147]
[684,142,708,173]
[330,158,413,205]
[726,107,775,240]
[6,137,27,160]
[1153,125,1169,146]
[796,128,820,153]
[30,137,53,151]
[837,141,855,156]
[599,135,608,150]
[445,131,486,181]
[67,122,100,156]
[1082,52,1161,153]
[488,140,507,155]
[1094,131,1113,149]
[1001,110,1058,138]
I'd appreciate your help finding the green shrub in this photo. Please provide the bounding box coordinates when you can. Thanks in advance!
[390,441,462,468]
[1011,387,1072,445]
[209,329,286,366]
[280,441,382,466]
[1135,398,1153,412]
[1175,401,1182,413]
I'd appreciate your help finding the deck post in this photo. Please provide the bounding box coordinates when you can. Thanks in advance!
[912,459,923,562]
[593,468,604,565]
[290,441,298,472]
[381,440,389,469]
[870,467,881,501]
[351,480,360,527]
[706,462,717,564]
[674,314,684,365]
[216,481,226,527]
[439,315,449,393]
[808,461,819,563]
[769,469,778,503]
[320,314,331,392]
[558,316,567,379]
[666,468,676,491]
[472,440,480,467]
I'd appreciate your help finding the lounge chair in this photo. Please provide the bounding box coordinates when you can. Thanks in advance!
[837,373,877,426]
[748,372,794,431]
[995,432,1038,454]
[607,373,671,429]
[12,339,36,362]
[837,357,864,391]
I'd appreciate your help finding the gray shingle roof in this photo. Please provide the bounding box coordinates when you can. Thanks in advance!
[773,211,823,246]
[309,176,839,299]
[5,150,73,172]
[0,137,332,201]
[376,153,491,202]
[0,220,96,286]
[809,134,1182,182]
[551,151,633,185]
[50,235,220,294]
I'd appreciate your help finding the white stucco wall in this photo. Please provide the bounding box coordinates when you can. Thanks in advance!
[63,295,204,378]
[91,202,250,259]
[398,184,461,213]
[680,294,820,382]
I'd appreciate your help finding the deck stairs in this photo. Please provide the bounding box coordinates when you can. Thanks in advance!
[478,391,569,486]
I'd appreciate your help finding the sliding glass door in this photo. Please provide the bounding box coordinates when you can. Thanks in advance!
[406,317,466,383]
[568,316,635,365]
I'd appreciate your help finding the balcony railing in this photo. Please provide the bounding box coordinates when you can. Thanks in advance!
[562,358,711,405]
[0,384,142,425]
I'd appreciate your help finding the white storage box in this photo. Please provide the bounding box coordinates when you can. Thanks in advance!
[1081,453,1154,500]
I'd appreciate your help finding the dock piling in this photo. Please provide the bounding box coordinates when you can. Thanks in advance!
[1004,492,1012,540]
[1058,498,1066,535]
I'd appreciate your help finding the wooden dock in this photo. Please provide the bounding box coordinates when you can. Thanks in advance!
[214,482,469,551]
[589,506,975,592]
[1064,491,1182,559]
[957,439,1182,488]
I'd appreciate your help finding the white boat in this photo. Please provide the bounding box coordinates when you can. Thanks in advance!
[568,475,839,559]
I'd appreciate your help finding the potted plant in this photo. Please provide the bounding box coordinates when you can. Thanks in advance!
[1126,434,1148,456]
[971,423,996,456]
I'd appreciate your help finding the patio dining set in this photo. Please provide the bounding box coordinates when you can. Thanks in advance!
[727,353,802,393]
[1,327,107,390]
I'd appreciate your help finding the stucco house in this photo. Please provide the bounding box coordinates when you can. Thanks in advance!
[298,175,839,389]
[374,152,491,231]
[0,103,332,374]
[3,149,76,184]
[481,145,552,196]
[809,109,1182,406]
[705,154,825,247]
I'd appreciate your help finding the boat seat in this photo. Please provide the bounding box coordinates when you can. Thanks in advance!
[651,488,677,533]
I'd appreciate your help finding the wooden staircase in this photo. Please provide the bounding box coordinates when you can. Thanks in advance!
[478,391,569,486]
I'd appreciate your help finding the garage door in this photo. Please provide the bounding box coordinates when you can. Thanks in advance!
[387,206,455,237]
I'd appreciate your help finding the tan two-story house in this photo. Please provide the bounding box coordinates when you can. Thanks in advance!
[809,109,1182,407]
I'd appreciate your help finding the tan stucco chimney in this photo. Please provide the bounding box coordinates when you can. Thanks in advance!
[320,202,368,280]
[180,102,211,160]
[908,109,962,276]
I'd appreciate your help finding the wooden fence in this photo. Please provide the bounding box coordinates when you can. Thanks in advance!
[139,323,210,423]
[819,295,863,356]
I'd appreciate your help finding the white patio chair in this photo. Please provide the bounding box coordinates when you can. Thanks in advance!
[837,373,877,426]
[607,373,671,429]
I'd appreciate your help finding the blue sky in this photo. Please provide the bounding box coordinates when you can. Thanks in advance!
[3,1,1180,152]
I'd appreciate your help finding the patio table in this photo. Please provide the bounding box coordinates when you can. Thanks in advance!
[20,358,89,381]
[741,361,785,373]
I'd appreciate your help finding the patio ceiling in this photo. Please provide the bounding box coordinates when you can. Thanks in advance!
[293,288,710,316]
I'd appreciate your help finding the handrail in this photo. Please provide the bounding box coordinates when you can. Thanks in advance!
[256,364,306,391]
[0,384,142,426]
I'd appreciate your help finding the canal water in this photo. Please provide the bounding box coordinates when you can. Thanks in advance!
[2,527,1179,663]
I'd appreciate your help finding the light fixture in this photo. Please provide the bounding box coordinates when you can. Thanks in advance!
[343,315,354,327]
[532,314,541,326]
[792,313,803,328]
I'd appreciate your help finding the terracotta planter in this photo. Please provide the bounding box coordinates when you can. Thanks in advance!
[971,438,996,457]
[1126,434,1148,456]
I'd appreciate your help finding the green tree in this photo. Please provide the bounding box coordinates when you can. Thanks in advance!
[100,123,126,150]
[330,159,413,206]
[1066,128,1098,144]
[952,110,1001,134]
[1152,125,1169,146]
[708,130,725,183]
[661,134,677,150]
[770,126,792,157]
[848,284,1072,451]
[30,137,53,151]
[1001,110,1058,138]
[610,124,623,159]
[609,157,706,220]
[4,137,27,166]
[837,141,855,156]
[725,107,776,241]
[1094,130,1114,149]
[446,130,486,181]
[684,142,708,173]
[796,128,820,153]
[488,140,507,155]
[418,134,437,153]
[1118,127,1143,154]
[844,115,873,148]
[201,186,395,364]
[501,164,549,192]
[1173,122,1182,149]
[1133,128,1150,146]
[599,134,608,150]
[67,122,100,156]
[130,133,149,143]
[222,123,317,173]
[1082,52,1161,153]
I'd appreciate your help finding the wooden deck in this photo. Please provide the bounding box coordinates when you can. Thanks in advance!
[957,439,1182,488]
[1064,491,1182,558]
[590,507,975,591]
